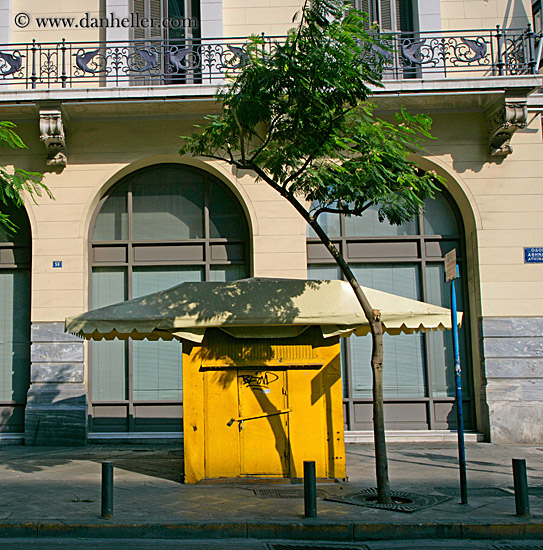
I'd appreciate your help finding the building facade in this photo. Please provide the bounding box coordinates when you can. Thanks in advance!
[0,0,542,445]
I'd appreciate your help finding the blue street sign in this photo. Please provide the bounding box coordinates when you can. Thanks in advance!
[52,261,62,268]
[524,247,543,263]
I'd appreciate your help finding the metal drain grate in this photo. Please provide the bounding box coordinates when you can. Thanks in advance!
[254,488,329,499]
[325,487,451,513]
[267,545,369,550]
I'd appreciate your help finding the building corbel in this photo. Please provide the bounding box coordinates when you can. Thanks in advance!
[39,109,67,166]
[487,100,528,158]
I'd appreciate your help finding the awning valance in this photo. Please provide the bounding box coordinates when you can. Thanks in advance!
[65,278,462,343]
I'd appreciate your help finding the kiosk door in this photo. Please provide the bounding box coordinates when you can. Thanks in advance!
[237,369,290,476]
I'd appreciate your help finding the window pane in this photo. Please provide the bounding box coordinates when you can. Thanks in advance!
[132,265,203,297]
[209,264,247,282]
[209,186,245,239]
[0,270,30,402]
[425,262,469,397]
[132,167,204,240]
[307,265,341,280]
[349,263,426,398]
[349,332,426,398]
[307,211,341,238]
[92,189,128,241]
[91,268,127,402]
[132,266,203,401]
[351,263,420,300]
[344,204,418,237]
[423,192,459,236]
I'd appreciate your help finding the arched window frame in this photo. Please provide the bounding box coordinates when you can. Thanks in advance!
[306,188,474,432]
[0,203,31,434]
[88,163,250,433]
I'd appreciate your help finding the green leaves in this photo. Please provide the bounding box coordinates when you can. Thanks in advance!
[180,0,442,227]
[0,121,51,234]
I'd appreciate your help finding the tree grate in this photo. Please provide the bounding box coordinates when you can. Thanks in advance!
[267,545,369,550]
[254,488,330,499]
[324,488,451,513]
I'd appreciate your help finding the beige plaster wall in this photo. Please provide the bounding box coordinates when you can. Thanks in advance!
[222,0,303,38]
[424,110,543,318]
[5,106,543,321]
[1,114,306,323]
[440,0,532,31]
[12,0,102,43]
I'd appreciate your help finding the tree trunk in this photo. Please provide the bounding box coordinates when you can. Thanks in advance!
[305,215,392,505]
[248,168,393,505]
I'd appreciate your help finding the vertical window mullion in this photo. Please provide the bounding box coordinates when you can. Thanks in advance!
[204,180,211,281]
[127,184,135,430]
[420,234,435,429]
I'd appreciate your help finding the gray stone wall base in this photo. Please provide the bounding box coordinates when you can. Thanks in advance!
[482,317,543,444]
[488,401,543,444]
[25,323,87,446]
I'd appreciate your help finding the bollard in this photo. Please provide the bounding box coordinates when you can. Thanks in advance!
[512,458,530,517]
[101,461,114,519]
[304,461,317,518]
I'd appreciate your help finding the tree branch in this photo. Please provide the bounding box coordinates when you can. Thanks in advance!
[231,108,246,163]
[283,105,355,188]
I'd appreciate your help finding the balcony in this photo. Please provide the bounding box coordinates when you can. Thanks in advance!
[0,26,541,90]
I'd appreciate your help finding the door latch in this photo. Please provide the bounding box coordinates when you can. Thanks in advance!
[226,408,291,427]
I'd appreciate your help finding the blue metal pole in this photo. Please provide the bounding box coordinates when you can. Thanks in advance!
[451,270,468,504]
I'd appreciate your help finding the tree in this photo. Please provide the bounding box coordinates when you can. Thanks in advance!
[0,121,51,233]
[180,0,443,504]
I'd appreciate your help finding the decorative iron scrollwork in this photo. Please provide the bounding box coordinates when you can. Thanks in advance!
[460,37,487,63]
[75,48,106,74]
[168,46,196,73]
[224,45,249,69]
[0,27,536,89]
[0,50,23,76]
[401,39,427,65]
[130,47,160,72]
[399,35,490,68]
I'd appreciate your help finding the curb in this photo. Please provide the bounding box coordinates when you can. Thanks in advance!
[0,521,542,541]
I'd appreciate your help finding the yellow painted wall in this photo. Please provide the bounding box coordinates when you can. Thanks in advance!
[182,327,346,483]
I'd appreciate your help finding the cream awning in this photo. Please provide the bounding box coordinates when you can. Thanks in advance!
[65,278,462,343]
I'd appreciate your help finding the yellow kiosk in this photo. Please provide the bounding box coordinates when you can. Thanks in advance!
[182,326,345,483]
[66,278,459,484]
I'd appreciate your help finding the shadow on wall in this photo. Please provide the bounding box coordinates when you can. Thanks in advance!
[503,0,530,28]
[424,111,540,176]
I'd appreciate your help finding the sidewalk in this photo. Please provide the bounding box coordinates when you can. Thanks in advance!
[0,441,542,541]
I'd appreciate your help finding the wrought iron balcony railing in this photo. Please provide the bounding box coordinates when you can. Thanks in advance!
[0,26,540,90]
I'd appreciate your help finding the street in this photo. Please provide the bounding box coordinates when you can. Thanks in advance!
[0,539,542,549]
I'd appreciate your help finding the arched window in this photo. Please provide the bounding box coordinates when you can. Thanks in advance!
[0,202,31,434]
[307,189,473,431]
[89,164,249,433]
